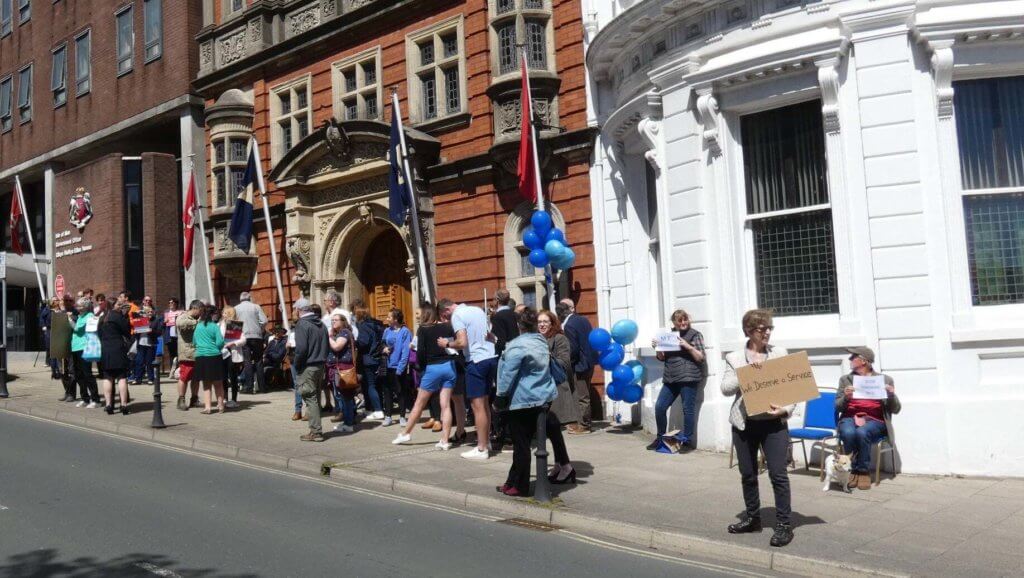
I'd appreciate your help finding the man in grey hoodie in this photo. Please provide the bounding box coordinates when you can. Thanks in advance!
[293,298,330,442]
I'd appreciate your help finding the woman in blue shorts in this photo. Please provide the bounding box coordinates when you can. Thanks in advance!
[392,304,458,450]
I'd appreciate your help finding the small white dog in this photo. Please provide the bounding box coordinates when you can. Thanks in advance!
[822,453,853,493]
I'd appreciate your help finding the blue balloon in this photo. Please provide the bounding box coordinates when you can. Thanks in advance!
[606,382,621,402]
[559,247,576,269]
[599,343,625,371]
[611,365,633,385]
[522,227,543,250]
[544,239,567,261]
[588,328,612,353]
[531,210,553,237]
[621,384,643,404]
[528,248,549,268]
[611,319,639,346]
[545,228,566,245]
[532,246,548,268]
[625,360,644,384]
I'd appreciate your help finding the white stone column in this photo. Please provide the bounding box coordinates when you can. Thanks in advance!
[180,105,213,303]
[43,162,59,297]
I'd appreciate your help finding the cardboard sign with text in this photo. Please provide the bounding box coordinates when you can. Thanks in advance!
[736,351,820,415]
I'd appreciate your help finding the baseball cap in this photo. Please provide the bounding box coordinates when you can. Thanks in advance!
[846,346,875,364]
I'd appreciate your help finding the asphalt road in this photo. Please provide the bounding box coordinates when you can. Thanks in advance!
[0,412,780,578]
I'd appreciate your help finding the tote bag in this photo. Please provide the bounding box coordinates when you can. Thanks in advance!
[82,332,102,362]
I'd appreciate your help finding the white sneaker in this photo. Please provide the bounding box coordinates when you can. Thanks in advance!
[225,400,239,408]
[370,411,385,420]
[334,424,354,433]
[461,447,489,461]
[382,416,393,427]
[392,432,412,445]
[75,401,87,408]
[435,440,451,451]
[86,402,100,409]
[399,417,408,427]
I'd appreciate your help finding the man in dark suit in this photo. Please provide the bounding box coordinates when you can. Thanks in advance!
[490,289,519,357]
[558,298,596,433]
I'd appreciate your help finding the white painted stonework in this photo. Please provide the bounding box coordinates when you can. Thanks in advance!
[584,0,1024,476]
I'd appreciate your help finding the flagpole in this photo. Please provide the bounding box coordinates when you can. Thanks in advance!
[392,90,435,305]
[14,176,47,301]
[250,138,291,331]
[188,156,217,303]
[521,48,556,311]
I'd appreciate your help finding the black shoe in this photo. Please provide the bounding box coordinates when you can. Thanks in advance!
[121,406,131,415]
[728,517,762,534]
[105,405,115,415]
[770,523,793,547]
[646,438,661,451]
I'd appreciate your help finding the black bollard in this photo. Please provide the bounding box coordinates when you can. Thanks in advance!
[150,358,165,428]
[533,405,552,502]
[0,344,8,398]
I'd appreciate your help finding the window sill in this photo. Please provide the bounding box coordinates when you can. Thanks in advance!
[413,111,471,134]
[950,327,1024,346]
[53,100,66,110]
[117,67,133,78]
[76,89,90,98]
[144,53,162,65]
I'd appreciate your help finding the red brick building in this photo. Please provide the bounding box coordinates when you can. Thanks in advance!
[193,0,597,329]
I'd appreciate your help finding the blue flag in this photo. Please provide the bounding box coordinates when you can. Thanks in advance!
[388,107,410,225]
[227,144,258,253]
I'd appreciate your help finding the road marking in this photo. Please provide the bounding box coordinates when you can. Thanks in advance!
[5,410,776,576]
[134,563,182,577]
[0,502,8,510]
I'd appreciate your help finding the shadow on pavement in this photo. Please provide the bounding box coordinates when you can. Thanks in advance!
[0,549,257,578]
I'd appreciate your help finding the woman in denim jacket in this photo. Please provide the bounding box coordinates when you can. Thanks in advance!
[496,308,575,496]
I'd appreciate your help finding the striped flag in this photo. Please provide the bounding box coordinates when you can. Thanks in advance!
[228,139,262,253]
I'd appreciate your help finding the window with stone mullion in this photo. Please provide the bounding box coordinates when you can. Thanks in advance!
[273,83,311,157]
[212,137,248,209]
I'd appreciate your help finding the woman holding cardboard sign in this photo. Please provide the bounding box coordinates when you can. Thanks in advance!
[720,308,795,548]
[835,346,900,490]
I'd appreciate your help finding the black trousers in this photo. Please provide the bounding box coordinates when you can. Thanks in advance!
[61,358,76,398]
[505,406,570,494]
[732,419,791,524]
[383,368,413,418]
[73,351,99,404]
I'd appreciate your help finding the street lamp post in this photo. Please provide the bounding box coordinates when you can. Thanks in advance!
[533,406,552,502]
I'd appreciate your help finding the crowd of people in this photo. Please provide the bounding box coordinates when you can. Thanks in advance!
[39,286,901,548]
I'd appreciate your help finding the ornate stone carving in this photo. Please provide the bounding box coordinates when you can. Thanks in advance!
[248,18,263,44]
[345,0,373,11]
[214,226,244,254]
[289,6,321,36]
[220,30,247,65]
[638,117,662,174]
[303,142,389,179]
[357,202,375,225]
[200,42,213,66]
[930,41,955,120]
[695,89,721,157]
[315,174,389,205]
[286,237,312,295]
[497,98,552,135]
[321,0,338,16]
[817,60,841,134]
[317,216,332,239]
[323,118,351,162]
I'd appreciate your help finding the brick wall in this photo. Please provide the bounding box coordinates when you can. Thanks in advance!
[141,152,181,305]
[0,0,201,170]
[53,154,125,297]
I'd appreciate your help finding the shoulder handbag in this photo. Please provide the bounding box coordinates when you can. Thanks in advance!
[82,332,102,362]
[338,333,361,391]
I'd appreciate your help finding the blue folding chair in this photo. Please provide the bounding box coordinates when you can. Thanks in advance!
[788,391,838,475]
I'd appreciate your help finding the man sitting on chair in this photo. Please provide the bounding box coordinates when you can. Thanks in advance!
[835,346,901,490]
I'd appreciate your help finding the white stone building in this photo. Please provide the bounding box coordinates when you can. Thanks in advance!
[584,0,1024,476]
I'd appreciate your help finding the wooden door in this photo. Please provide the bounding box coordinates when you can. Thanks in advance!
[361,229,413,325]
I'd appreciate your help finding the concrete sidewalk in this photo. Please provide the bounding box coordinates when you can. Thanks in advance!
[3,360,1022,577]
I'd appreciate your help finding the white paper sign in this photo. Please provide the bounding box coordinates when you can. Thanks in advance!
[654,330,680,352]
[852,375,887,400]
[85,317,99,333]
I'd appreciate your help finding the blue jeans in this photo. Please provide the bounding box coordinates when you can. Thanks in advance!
[132,344,156,382]
[292,365,302,413]
[654,381,700,443]
[361,366,382,412]
[837,417,887,473]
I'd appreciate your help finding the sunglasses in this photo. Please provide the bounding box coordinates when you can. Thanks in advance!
[753,325,774,333]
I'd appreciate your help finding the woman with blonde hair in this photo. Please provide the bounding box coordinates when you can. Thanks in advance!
[648,309,706,452]
[721,308,794,547]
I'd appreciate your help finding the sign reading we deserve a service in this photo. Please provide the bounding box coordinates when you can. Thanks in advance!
[736,351,820,415]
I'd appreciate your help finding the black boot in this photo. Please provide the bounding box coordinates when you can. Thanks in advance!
[769,523,793,547]
[727,516,762,534]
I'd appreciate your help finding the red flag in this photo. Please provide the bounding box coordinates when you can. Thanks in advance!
[9,185,23,256]
[516,55,537,203]
[182,170,197,269]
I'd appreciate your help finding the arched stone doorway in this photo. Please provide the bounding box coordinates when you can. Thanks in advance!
[361,227,413,323]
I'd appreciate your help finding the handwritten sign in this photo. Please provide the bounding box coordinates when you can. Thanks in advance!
[654,330,679,352]
[736,351,820,415]
[853,375,887,400]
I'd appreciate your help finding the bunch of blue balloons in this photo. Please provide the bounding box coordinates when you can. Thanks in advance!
[522,210,576,270]
[588,319,644,404]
